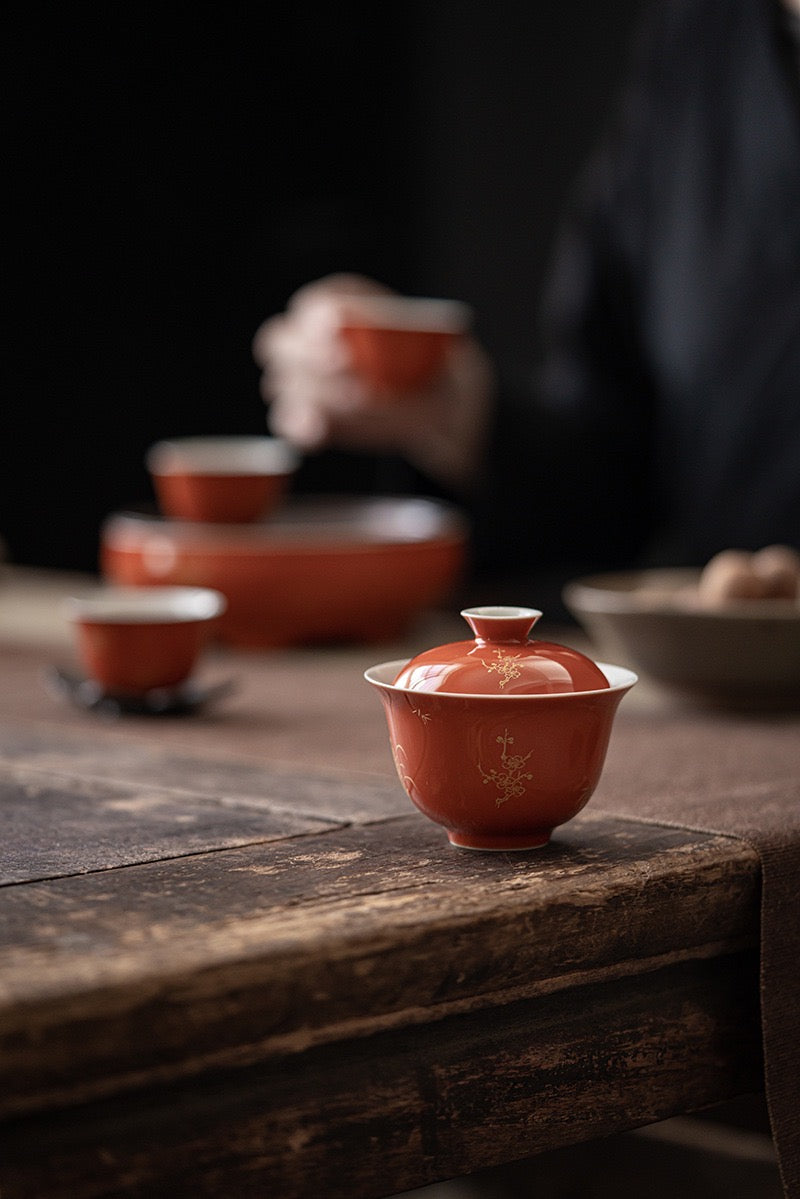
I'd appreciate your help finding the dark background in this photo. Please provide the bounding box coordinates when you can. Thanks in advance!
[3,0,645,572]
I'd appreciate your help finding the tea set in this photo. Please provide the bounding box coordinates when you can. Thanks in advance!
[97,293,475,650]
[57,297,637,847]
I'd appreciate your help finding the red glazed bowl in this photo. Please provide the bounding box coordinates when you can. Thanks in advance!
[65,585,226,696]
[100,497,468,649]
[365,606,636,851]
[339,295,472,395]
[146,435,298,523]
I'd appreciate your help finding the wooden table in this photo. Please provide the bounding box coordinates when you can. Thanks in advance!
[0,568,783,1198]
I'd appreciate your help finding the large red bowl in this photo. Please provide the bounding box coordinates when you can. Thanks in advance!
[100,496,468,649]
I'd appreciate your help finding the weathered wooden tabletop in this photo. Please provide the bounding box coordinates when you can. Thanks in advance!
[0,570,784,1198]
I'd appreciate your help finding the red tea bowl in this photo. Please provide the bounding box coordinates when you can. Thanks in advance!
[100,497,467,649]
[338,295,472,395]
[365,606,637,851]
[64,585,226,696]
[146,435,298,523]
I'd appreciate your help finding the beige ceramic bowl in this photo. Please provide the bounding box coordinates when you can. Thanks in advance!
[564,568,800,710]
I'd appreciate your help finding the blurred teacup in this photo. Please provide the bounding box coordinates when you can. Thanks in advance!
[146,435,298,523]
[65,585,226,695]
[338,295,472,395]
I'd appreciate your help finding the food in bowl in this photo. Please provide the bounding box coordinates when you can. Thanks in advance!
[365,606,636,851]
[698,545,800,604]
[590,545,800,613]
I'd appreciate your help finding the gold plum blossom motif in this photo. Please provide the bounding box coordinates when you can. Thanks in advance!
[480,650,523,689]
[479,729,533,807]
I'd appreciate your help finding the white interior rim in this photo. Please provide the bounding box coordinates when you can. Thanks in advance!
[364,659,638,697]
[147,437,298,476]
[340,295,472,331]
[65,587,227,623]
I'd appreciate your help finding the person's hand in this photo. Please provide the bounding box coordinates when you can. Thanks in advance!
[252,273,496,493]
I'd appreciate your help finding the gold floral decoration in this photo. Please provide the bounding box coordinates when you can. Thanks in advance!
[479,729,533,807]
[480,650,523,689]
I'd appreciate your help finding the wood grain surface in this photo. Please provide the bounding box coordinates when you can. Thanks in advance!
[0,630,775,1198]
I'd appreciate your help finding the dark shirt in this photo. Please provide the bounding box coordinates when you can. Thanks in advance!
[475,0,800,589]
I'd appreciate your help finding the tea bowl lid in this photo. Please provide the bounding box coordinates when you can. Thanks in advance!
[393,606,609,695]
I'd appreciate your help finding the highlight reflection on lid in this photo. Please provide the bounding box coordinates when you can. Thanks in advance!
[393,605,610,696]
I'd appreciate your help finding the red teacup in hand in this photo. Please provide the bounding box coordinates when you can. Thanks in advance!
[339,295,472,396]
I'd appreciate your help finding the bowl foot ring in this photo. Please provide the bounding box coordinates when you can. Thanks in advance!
[447,829,551,852]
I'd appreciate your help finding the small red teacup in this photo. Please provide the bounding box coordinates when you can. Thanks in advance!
[146,436,298,523]
[339,295,472,395]
[65,585,226,696]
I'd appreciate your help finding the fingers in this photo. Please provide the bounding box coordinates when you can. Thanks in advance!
[254,274,393,361]
[250,275,495,492]
[257,311,369,409]
[287,272,392,312]
[276,389,427,454]
[252,305,347,374]
[256,286,387,367]
[266,393,330,450]
[262,362,368,416]
[265,367,374,450]
[254,290,370,451]
[253,276,393,452]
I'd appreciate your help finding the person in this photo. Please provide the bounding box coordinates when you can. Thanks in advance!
[253,0,800,604]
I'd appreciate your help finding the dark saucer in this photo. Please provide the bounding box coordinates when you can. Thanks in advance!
[45,666,236,718]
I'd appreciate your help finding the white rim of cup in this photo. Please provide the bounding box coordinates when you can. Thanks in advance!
[338,296,473,332]
[64,586,227,624]
[146,436,298,477]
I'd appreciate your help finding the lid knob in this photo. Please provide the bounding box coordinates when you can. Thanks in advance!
[460,605,542,644]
